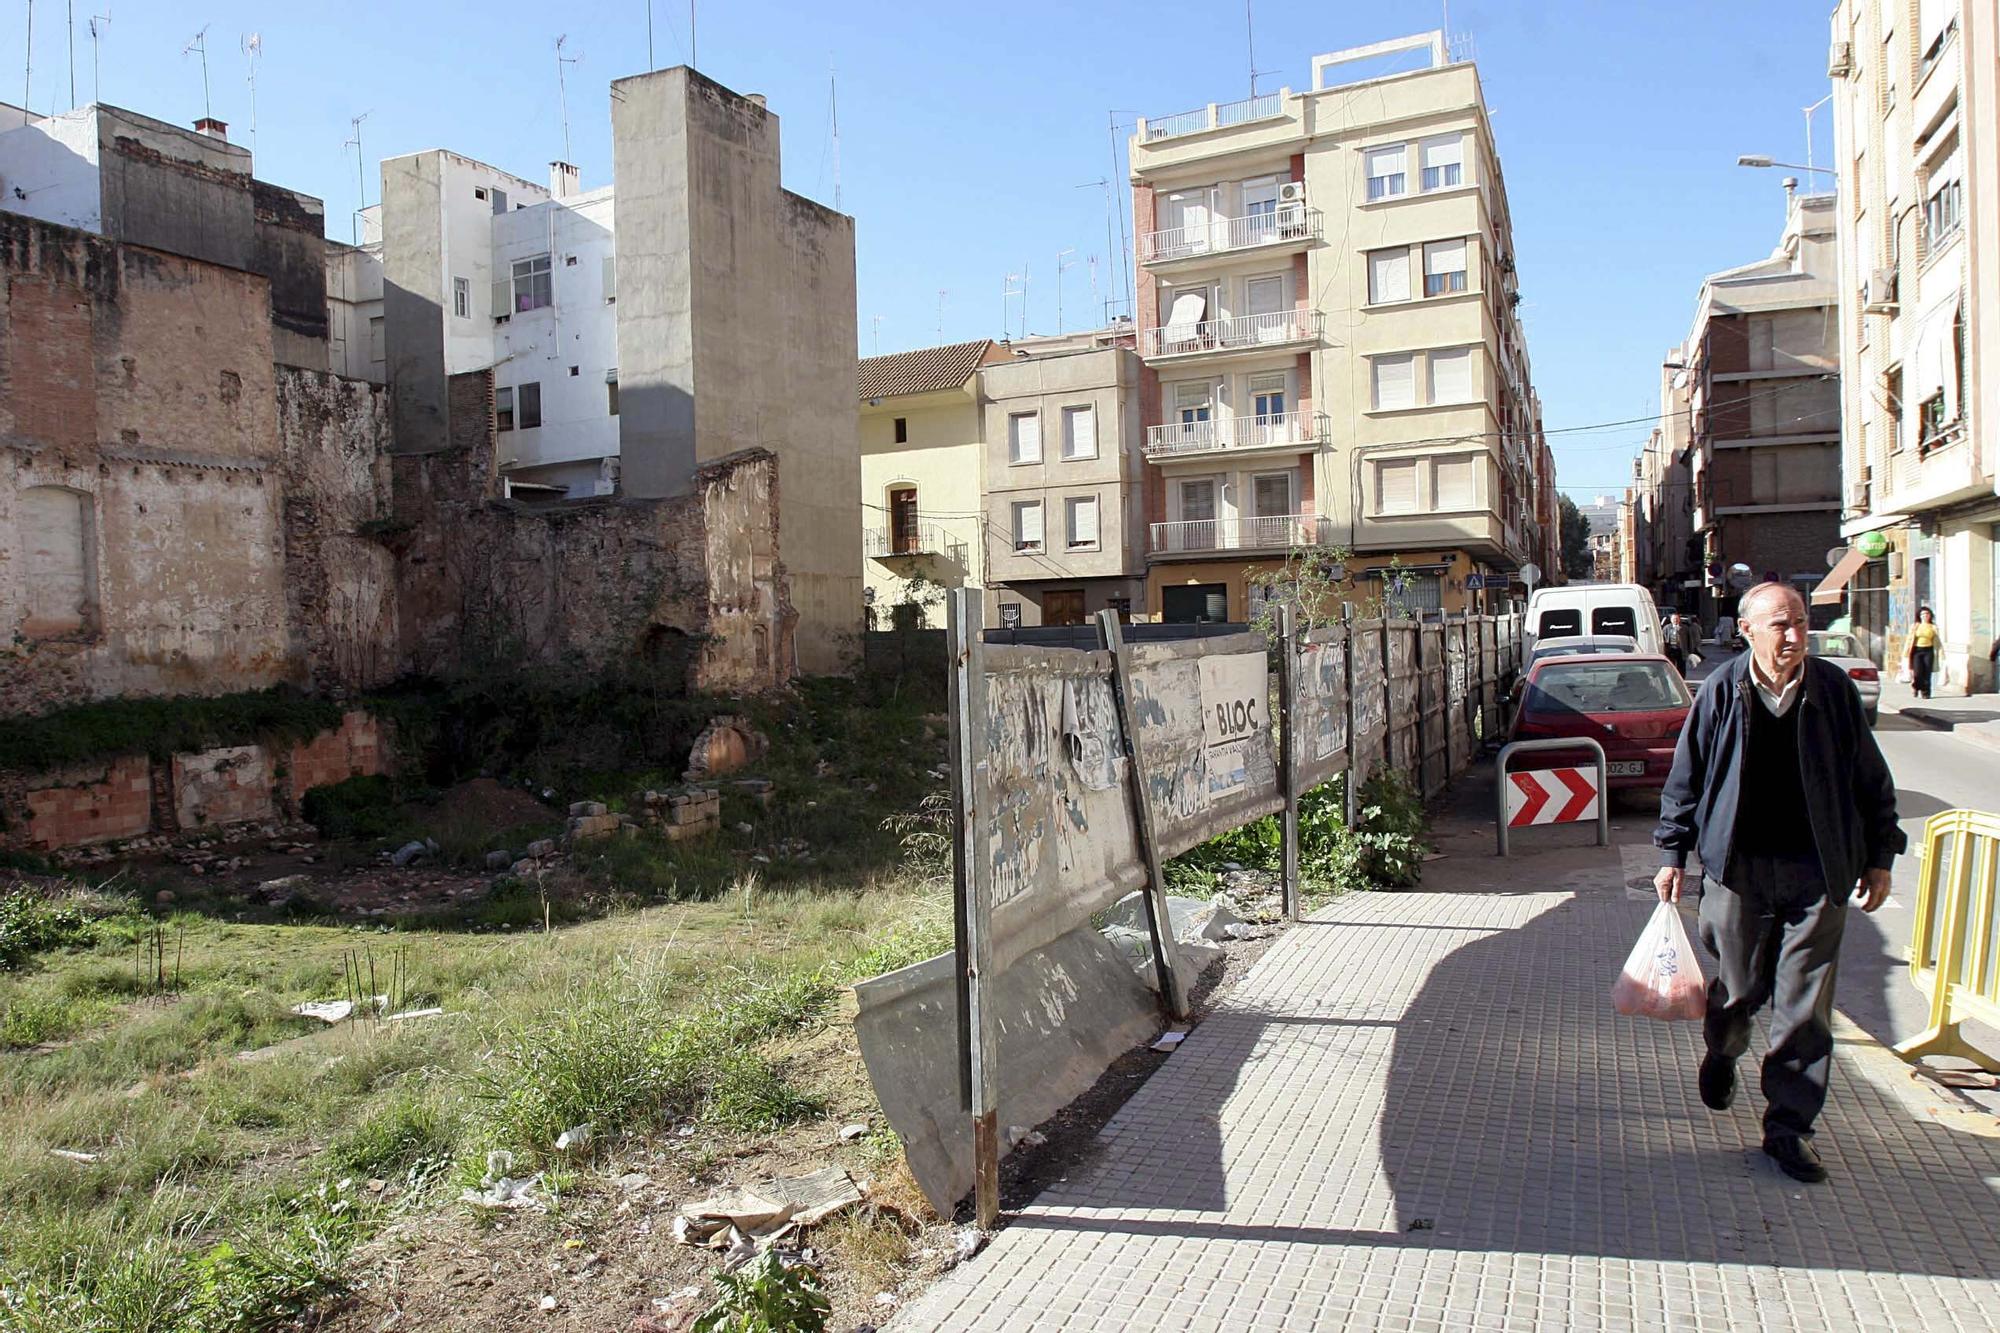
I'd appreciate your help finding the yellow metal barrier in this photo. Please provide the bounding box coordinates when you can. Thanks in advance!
[1895,808,2000,1073]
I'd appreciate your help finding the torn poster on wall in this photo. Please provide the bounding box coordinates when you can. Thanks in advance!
[1199,652,1268,803]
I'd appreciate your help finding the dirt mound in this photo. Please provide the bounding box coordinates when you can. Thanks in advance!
[429,778,555,830]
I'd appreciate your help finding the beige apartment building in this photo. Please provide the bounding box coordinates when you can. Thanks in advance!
[857,335,1148,628]
[1829,0,1998,690]
[857,341,1003,629]
[982,346,1148,625]
[1128,31,1544,622]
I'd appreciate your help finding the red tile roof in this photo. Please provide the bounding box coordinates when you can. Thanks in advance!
[858,339,998,400]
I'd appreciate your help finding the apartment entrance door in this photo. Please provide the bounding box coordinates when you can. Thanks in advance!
[1042,588,1087,626]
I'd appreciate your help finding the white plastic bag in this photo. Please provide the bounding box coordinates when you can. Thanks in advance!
[1611,901,1706,1021]
[1895,664,1915,685]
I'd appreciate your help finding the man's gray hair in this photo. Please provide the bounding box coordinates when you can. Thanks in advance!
[1738,580,1805,622]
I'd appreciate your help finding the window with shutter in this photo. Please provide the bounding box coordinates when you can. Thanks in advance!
[1066,495,1100,547]
[1377,460,1419,514]
[1419,134,1464,190]
[1061,405,1097,459]
[1434,456,1476,509]
[1368,248,1411,303]
[1372,355,1417,411]
[490,277,512,320]
[1009,412,1042,464]
[1252,471,1293,516]
[1423,239,1468,295]
[1428,347,1475,404]
[1177,478,1217,523]
[602,255,617,303]
[1013,501,1044,550]
[518,382,542,429]
[1365,145,1407,200]
[496,387,515,432]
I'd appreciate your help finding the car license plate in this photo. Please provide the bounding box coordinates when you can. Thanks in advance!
[1607,761,1645,777]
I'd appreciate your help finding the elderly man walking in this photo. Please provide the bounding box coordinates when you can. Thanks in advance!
[1653,582,1904,1183]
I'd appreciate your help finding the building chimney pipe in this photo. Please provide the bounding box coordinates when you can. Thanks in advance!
[194,116,228,141]
[549,160,580,200]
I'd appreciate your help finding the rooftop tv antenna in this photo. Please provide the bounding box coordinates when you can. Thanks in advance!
[87,10,108,104]
[644,0,653,69]
[936,289,946,342]
[1056,248,1076,334]
[870,314,883,356]
[22,0,31,109]
[343,110,370,245]
[829,64,841,212]
[241,32,261,153]
[66,0,74,109]
[555,35,580,165]
[1001,272,1023,340]
[182,25,211,120]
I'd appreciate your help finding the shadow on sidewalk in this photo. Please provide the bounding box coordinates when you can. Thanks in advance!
[1376,880,2000,1279]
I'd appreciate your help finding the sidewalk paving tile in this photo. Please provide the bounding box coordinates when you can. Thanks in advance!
[890,864,2000,1331]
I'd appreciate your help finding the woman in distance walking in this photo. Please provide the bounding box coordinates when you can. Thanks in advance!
[1905,605,1940,700]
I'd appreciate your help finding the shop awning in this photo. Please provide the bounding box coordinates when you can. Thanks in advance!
[1811,547,1869,606]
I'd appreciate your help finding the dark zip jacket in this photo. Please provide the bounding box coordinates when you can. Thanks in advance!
[1654,652,1904,893]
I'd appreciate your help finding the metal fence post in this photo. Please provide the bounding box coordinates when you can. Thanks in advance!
[946,588,1000,1229]
[1096,610,1191,1020]
[1343,602,1360,829]
[1277,603,1300,922]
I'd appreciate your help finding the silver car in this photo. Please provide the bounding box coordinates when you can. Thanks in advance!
[1807,630,1880,726]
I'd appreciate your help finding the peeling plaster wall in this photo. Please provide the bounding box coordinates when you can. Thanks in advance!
[276,367,399,692]
[0,213,299,715]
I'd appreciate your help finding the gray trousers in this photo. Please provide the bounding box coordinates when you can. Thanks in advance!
[1696,852,1849,1140]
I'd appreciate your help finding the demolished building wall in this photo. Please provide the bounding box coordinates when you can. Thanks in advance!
[0,212,301,714]
[391,370,795,694]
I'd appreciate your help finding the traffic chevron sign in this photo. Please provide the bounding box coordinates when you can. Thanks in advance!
[1505,767,1599,827]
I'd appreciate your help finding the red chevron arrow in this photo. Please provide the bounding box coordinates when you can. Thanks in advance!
[1508,771,1550,827]
[1554,767,1598,823]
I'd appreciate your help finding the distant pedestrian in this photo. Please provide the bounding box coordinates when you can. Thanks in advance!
[1714,613,1737,650]
[1664,614,1687,674]
[1677,612,1701,665]
[1905,605,1940,699]
[1654,581,1903,1184]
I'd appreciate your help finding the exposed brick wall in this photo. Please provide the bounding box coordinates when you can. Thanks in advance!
[1297,351,1314,416]
[21,756,152,849]
[0,213,298,716]
[283,710,389,809]
[0,712,389,852]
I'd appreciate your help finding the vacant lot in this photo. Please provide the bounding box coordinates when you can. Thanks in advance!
[0,679,958,1332]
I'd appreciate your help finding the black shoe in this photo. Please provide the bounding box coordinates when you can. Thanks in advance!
[1698,1055,1736,1110]
[1763,1136,1828,1184]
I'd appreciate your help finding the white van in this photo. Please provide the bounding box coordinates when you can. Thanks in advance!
[1524,584,1664,658]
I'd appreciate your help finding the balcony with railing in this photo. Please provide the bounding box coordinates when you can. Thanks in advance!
[864,523,969,566]
[1148,513,1325,556]
[1138,308,1323,361]
[1139,207,1323,266]
[1144,411,1329,460]
[1138,93,1285,143]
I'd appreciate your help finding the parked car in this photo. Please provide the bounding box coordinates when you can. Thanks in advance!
[1807,630,1880,726]
[1508,635,1641,718]
[1507,653,1693,790]
[1525,584,1665,659]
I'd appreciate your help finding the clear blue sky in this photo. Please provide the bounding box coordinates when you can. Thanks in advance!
[16,0,1836,500]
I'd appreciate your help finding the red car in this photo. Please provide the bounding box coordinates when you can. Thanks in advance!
[1507,653,1692,790]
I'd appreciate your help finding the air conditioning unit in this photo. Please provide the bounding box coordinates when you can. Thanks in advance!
[1278,181,1307,205]
[1828,41,1854,78]
[1863,268,1899,312]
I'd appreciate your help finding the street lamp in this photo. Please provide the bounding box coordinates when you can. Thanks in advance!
[1736,154,1837,178]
